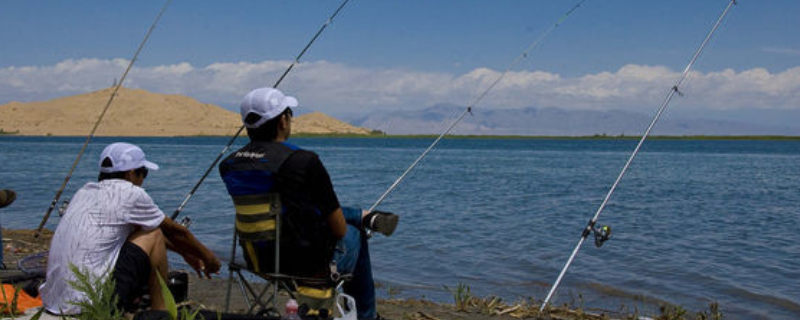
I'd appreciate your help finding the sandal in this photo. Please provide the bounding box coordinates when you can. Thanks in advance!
[363,210,399,237]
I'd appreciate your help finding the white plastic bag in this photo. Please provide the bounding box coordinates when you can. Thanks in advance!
[333,292,357,320]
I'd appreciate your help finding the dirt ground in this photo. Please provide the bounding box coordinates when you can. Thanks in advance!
[1,228,618,320]
[189,274,613,320]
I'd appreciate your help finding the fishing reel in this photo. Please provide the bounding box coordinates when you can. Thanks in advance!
[58,199,70,216]
[582,221,612,248]
[178,216,192,228]
[592,225,612,248]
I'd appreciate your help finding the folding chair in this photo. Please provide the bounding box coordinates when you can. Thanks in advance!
[224,193,348,318]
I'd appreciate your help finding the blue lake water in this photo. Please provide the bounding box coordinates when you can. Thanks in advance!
[1,136,798,319]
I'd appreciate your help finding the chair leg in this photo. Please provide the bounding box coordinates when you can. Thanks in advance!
[225,267,235,313]
[248,283,271,314]
[240,275,278,315]
[225,226,239,313]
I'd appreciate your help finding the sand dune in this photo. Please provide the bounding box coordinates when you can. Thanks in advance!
[0,87,372,136]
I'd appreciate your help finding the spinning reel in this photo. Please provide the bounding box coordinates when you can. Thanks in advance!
[592,225,612,248]
[581,220,612,248]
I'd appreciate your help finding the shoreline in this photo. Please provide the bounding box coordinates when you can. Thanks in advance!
[0,228,726,320]
[2,133,800,140]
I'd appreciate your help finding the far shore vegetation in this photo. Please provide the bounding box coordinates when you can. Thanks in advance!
[2,131,799,140]
[292,133,800,140]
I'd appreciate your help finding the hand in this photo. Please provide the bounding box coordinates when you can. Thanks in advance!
[204,254,222,276]
[182,252,221,279]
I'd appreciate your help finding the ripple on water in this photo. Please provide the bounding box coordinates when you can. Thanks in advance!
[2,137,799,320]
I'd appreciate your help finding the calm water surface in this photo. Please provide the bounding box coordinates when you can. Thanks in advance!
[1,136,798,319]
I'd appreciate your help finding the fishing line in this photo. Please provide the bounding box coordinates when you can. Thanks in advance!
[539,0,737,310]
[171,0,352,221]
[366,0,592,215]
[35,0,175,237]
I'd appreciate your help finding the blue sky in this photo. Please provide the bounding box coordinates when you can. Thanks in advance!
[1,1,799,127]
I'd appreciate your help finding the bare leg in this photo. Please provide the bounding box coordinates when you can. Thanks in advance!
[128,228,168,310]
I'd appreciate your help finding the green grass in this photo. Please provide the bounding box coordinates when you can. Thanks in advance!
[67,265,126,320]
[440,282,725,320]
[0,280,23,318]
[64,267,207,320]
[291,132,387,138]
[443,283,473,312]
[655,302,723,320]
[4,130,799,140]
[297,133,800,140]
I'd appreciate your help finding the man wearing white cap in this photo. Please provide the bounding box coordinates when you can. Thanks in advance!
[220,87,398,319]
[41,142,221,315]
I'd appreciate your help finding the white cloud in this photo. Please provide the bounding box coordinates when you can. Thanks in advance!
[762,47,800,56]
[1,58,799,114]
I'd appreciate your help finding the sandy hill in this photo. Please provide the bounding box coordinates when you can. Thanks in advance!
[0,87,372,136]
[294,111,373,135]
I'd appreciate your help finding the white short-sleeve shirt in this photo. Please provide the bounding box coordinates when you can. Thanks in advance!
[41,179,165,315]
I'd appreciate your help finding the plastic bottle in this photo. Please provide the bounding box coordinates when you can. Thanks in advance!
[283,298,301,320]
[334,293,357,320]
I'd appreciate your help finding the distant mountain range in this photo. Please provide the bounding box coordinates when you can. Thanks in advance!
[5,89,794,137]
[348,103,800,136]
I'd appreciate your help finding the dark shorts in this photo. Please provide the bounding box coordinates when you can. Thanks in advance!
[112,241,151,312]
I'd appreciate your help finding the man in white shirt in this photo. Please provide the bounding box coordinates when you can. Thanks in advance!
[41,142,221,315]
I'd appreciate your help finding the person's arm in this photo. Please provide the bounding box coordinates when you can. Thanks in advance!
[327,207,347,240]
[159,217,221,278]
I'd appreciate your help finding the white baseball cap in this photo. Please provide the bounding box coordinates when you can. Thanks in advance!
[240,87,299,128]
[99,142,159,173]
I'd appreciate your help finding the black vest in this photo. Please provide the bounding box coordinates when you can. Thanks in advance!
[220,142,334,276]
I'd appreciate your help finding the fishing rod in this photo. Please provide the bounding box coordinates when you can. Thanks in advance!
[365,0,592,215]
[34,0,175,237]
[539,0,737,311]
[171,0,352,221]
